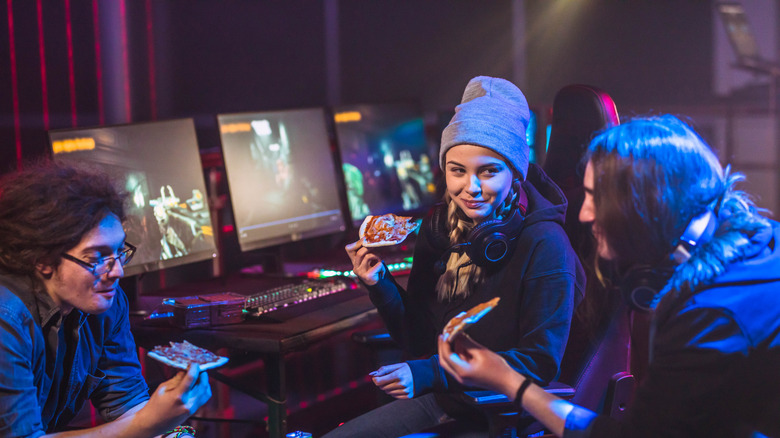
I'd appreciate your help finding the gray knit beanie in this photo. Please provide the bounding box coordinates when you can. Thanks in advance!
[440,76,530,180]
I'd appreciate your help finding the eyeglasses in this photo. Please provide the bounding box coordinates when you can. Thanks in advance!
[61,242,136,276]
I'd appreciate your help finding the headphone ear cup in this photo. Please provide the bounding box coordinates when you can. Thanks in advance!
[619,265,673,312]
[466,218,509,266]
[465,209,525,267]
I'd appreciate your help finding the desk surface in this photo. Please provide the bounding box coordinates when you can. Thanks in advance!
[130,275,378,355]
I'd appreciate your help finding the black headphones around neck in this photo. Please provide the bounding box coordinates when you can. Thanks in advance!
[429,186,529,275]
[619,209,718,312]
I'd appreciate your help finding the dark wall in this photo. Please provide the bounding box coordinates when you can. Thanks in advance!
[524,0,714,108]
[0,1,715,173]
[153,1,329,117]
[0,1,103,171]
[338,0,514,110]
[152,1,515,122]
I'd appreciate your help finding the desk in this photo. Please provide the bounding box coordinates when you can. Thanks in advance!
[130,276,378,438]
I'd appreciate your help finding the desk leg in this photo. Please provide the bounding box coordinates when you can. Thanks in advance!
[266,355,287,438]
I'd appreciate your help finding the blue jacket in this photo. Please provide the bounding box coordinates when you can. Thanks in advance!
[0,273,149,437]
[565,220,780,438]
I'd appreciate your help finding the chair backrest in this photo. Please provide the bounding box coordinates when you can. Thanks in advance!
[542,84,632,413]
[359,87,631,436]
[543,84,619,258]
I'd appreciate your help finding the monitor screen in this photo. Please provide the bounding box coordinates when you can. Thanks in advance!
[718,3,761,61]
[333,103,437,225]
[48,119,218,276]
[217,108,346,252]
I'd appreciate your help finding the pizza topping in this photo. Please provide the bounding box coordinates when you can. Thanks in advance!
[359,213,420,247]
[442,297,500,341]
[150,340,223,368]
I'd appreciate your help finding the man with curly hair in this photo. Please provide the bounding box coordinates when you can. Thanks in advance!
[0,162,211,438]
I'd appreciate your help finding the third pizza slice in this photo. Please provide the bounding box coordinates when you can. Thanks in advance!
[442,297,501,342]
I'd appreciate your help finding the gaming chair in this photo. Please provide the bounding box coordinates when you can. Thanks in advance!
[461,84,635,437]
[354,85,636,438]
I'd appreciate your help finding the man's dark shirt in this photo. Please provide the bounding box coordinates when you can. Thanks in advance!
[0,272,149,437]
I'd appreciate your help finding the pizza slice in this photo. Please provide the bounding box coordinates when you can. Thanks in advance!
[148,340,229,371]
[442,297,501,342]
[359,213,420,247]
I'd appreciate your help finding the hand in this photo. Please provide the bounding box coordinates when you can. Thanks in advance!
[345,240,385,285]
[438,333,519,397]
[370,362,414,399]
[138,364,212,433]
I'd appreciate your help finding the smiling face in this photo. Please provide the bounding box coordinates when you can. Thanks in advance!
[38,213,126,315]
[445,144,514,223]
[580,161,614,260]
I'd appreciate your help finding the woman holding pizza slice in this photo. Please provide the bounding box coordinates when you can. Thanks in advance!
[326,76,585,437]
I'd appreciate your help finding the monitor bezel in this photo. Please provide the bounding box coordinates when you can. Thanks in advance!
[47,118,219,277]
[331,101,439,228]
[216,107,348,254]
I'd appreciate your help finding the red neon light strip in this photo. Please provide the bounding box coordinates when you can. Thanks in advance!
[7,0,21,169]
[145,0,157,120]
[36,0,49,130]
[92,0,104,125]
[65,0,77,127]
[120,0,131,122]
[89,404,97,427]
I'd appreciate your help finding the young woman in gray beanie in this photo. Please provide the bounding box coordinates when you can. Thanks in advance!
[328,76,585,437]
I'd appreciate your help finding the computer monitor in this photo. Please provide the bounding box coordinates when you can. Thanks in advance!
[717,2,779,73]
[217,108,346,253]
[333,103,437,225]
[48,119,218,276]
[527,108,539,164]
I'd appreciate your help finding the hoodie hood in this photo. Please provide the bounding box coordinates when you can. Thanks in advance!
[520,163,569,228]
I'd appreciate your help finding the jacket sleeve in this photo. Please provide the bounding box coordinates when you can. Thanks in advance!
[500,268,579,385]
[89,287,150,422]
[498,226,582,386]
[363,222,440,357]
[0,292,46,438]
[563,306,748,438]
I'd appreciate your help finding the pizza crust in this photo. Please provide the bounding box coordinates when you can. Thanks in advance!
[358,215,373,242]
[442,297,501,341]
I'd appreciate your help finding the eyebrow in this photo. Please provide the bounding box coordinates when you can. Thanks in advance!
[445,160,506,169]
[80,235,128,254]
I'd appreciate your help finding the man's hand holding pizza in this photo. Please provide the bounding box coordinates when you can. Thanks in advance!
[133,364,212,436]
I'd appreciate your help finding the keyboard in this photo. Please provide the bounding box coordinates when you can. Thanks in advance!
[244,277,357,316]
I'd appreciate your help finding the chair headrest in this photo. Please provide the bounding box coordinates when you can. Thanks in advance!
[543,84,619,189]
